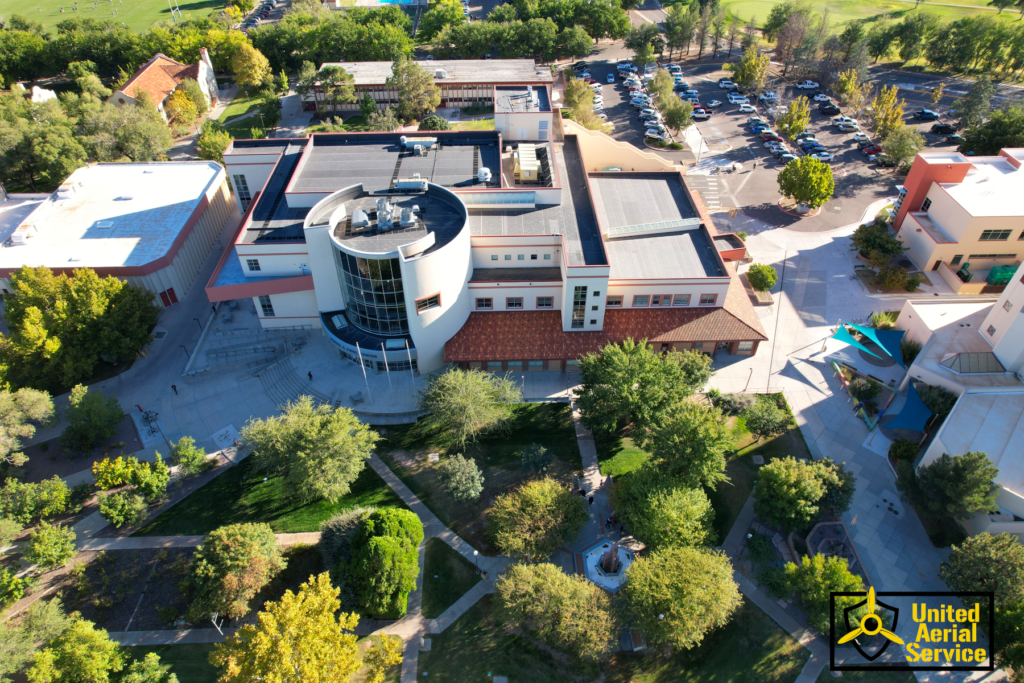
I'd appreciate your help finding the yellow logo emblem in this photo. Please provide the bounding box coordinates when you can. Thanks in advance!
[837,588,905,646]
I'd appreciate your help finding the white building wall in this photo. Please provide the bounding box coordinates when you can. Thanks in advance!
[495,112,553,141]
[607,280,731,309]
[224,159,280,214]
[981,266,1024,373]
[466,284,564,310]
[254,289,320,328]
[302,224,347,313]
[562,275,609,332]
[923,184,973,243]
[234,247,310,278]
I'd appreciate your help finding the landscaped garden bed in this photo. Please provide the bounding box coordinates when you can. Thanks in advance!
[832,362,896,430]
[16,414,140,484]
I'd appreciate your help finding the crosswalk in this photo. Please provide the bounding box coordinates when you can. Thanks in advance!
[685,171,724,209]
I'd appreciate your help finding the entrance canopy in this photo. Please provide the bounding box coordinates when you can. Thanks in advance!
[884,382,933,432]
[832,324,882,359]
[847,322,907,368]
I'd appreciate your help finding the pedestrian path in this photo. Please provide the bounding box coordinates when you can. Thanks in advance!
[78,532,320,552]
[568,402,612,552]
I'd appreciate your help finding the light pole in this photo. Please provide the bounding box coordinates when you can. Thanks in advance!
[193,317,202,331]
[473,550,480,575]
[180,345,190,360]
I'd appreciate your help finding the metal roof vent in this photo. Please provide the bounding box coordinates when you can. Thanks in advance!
[96,221,113,228]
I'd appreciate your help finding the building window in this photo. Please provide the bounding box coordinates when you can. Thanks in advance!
[694,342,703,349]
[969,253,1016,259]
[572,286,587,329]
[650,294,671,306]
[476,298,492,310]
[738,341,754,351]
[700,294,718,306]
[233,174,251,207]
[246,259,261,272]
[951,255,963,266]
[606,296,622,307]
[531,254,538,260]
[491,254,498,261]
[987,325,997,336]
[259,295,274,317]
[980,230,1012,241]
[507,361,523,370]
[518,254,525,260]
[537,297,553,308]
[633,295,650,307]
[591,305,598,311]
[416,293,441,313]
[505,254,512,260]
[506,297,523,309]
[487,361,503,369]
[337,253,408,335]
[528,360,544,368]
[922,198,932,211]
[593,291,601,296]
[544,254,551,260]
[673,294,690,306]
[1004,300,1013,311]
[590,319,597,325]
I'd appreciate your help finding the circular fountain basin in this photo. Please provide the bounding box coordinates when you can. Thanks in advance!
[582,540,635,592]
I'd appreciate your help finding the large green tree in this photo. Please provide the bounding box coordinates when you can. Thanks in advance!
[917,452,1000,520]
[495,563,615,662]
[616,469,716,549]
[778,156,835,210]
[732,46,770,93]
[418,0,466,41]
[62,384,123,453]
[188,523,285,620]
[776,96,811,138]
[27,617,124,683]
[753,457,827,530]
[785,554,868,636]
[418,367,522,447]
[940,532,1024,608]
[386,55,441,123]
[742,398,789,442]
[24,522,76,570]
[86,95,173,162]
[488,477,587,562]
[576,339,713,443]
[882,125,925,169]
[196,120,233,164]
[241,397,379,503]
[0,388,54,467]
[318,65,356,115]
[961,105,1024,156]
[619,546,741,651]
[0,94,87,192]
[647,401,730,489]
[349,509,423,618]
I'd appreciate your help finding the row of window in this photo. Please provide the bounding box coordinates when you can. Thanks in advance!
[416,294,441,313]
[477,297,553,310]
[473,293,719,310]
[490,254,552,262]
[979,230,1014,242]
[610,293,717,307]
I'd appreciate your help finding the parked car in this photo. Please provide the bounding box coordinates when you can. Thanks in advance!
[682,95,700,104]
[811,152,834,162]
[818,103,840,115]
[646,132,667,142]
[779,153,798,163]
[772,146,793,157]
[641,108,658,117]
[852,132,870,143]
[729,94,750,104]
[795,132,817,140]
[693,111,712,121]
[861,144,883,156]
[913,109,940,120]
[606,73,616,83]
[947,134,965,145]
[795,80,819,89]
[646,128,666,138]
[718,79,737,89]
[758,91,779,102]
[616,62,635,71]
[705,100,722,109]
[876,154,896,167]
[813,94,831,102]
[762,133,782,143]
[832,115,856,125]
[738,103,757,113]
[932,122,956,134]
[837,123,860,132]
[595,112,608,120]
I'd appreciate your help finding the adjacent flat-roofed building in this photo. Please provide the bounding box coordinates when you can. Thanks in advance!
[891,148,1024,292]
[0,162,233,307]
[211,128,766,373]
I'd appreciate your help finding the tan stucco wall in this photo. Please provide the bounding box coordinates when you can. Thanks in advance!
[563,120,678,172]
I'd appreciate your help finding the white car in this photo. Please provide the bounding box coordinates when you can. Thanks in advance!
[837,122,860,132]
[765,140,787,149]
[693,111,711,121]
[852,132,870,143]
[738,103,756,113]
[795,80,819,89]
[813,94,831,102]
[617,62,634,71]
[718,80,736,89]
[646,132,667,142]
[595,112,608,120]
[729,95,750,105]
[811,152,834,162]
[705,100,722,109]
[758,91,778,102]
[832,115,857,124]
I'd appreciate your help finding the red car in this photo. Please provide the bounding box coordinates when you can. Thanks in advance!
[861,145,882,156]
[584,78,597,85]
[762,132,781,142]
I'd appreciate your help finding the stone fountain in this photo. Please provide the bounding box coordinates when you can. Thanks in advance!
[582,539,634,592]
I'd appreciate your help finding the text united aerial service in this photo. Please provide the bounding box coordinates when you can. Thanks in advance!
[904,603,987,664]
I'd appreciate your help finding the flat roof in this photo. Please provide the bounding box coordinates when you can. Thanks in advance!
[939,156,1024,217]
[606,229,725,280]
[318,60,552,86]
[940,391,1024,499]
[212,246,294,288]
[327,188,465,255]
[908,212,955,244]
[589,173,698,227]
[0,195,48,242]
[0,162,222,272]
[495,85,550,113]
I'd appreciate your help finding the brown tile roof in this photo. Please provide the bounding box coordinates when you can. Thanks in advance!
[444,283,767,362]
[117,53,198,104]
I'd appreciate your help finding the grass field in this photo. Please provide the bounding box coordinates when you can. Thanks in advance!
[421,538,481,619]
[134,457,406,536]
[124,644,219,683]
[0,0,223,34]
[720,0,1011,28]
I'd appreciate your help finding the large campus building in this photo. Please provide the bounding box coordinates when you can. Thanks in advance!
[0,162,233,307]
[891,148,1024,294]
[209,125,766,374]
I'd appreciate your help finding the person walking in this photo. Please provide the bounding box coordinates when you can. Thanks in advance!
[308,370,313,381]
[171,385,178,395]
[588,496,594,506]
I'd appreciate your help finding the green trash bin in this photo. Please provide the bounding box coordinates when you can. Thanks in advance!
[986,265,1017,286]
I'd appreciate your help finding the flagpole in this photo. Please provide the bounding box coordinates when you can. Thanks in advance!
[381,342,393,392]
[356,342,373,406]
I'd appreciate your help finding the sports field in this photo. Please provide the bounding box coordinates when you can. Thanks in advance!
[0,0,223,33]
[721,0,1015,28]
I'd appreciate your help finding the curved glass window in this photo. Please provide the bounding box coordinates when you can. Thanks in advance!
[337,252,408,335]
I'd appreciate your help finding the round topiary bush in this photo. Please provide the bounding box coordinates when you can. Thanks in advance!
[747,263,778,292]
[418,115,451,131]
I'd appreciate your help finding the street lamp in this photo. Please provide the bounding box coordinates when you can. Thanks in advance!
[180,345,190,360]
[473,550,480,575]
[193,318,202,331]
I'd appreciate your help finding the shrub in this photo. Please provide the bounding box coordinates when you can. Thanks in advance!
[171,436,209,477]
[69,483,93,512]
[901,338,922,364]
[668,142,684,150]
[747,263,778,291]
[785,554,866,635]
[870,311,898,329]
[489,478,587,562]
[349,509,423,618]
[736,231,748,240]
[742,399,788,441]
[0,517,24,546]
[718,392,756,414]
[130,454,170,503]
[418,114,451,131]
[889,437,919,462]
[92,455,135,490]
[436,454,485,500]
[848,377,880,401]
[188,523,285,620]
[62,385,123,452]
[0,567,26,606]
[753,457,826,531]
[319,506,375,568]
[0,476,71,524]
[917,452,1000,520]
[905,273,923,291]
[98,491,148,528]
[25,522,76,570]
[519,443,553,474]
[918,383,956,416]
[876,264,908,289]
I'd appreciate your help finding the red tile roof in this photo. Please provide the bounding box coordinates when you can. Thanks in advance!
[444,279,767,362]
[116,53,198,104]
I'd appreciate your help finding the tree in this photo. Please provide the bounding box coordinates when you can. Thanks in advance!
[870,84,906,140]
[232,43,271,91]
[367,106,401,132]
[647,401,730,489]
[171,436,209,477]
[418,114,451,131]
[349,509,423,618]
[241,397,380,503]
[957,76,995,128]
[318,65,357,114]
[62,384,122,452]
[777,156,834,210]
[386,55,441,123]
[295,61,319,100]
[917,452,1000,520]
[164,91,198,128]
[818,457,856,517]
[419,0,465,40]
[776,96,811,138]
[833,69,866,113]
[617,469,716,549]
[256,90,283,129]
[0,388,54,467]
[0,517,23,546]
[558,25,593,60]
[359,92,377,118]
[989,0,1016,11]
[0,477,71,524]
[88,97,173,162]
[364,637,403,683]
[0,96,86,192]
[747,263,778,291]
[961,105,1024,156]
[436,453,484,500]
[488,4,518,21]
[866,23,895,63]
[663,100,693,135]
[210,573,361,683]
[882,125,925,169]
[495,563,615,662]
[733,46,771,93]
[931,82,944,107]
[742,398,788,441]
[620,547,741,651]
[576,339,713,442]
[851,218,906,266]
[762,1,794,42]
[785,554,867,635]
[940,533,1024,608]
[188,523,285,619]
[25,522,76,570]
[418,368,522,447]
[28,618,124,683]
[489,477,587,562]
[754,457,826,530]
[120,653,179,683]
[98,491,148,528]
[520,442,553,474]
[196,120,232,164]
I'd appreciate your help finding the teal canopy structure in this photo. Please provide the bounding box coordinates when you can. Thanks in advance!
[884,382,933,432]
[832,324,882,359]
[847,322,907,368]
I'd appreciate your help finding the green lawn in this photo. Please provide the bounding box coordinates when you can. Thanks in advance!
[218,93,262,125]
[722,0,1010,29]
[596,433,650,477]
[134,457,405,536]
[0,0,223,34]
[606,598,811,683]
[817,668,918,682]
[421,538,481,619]
[452,119,496,131]
[123,644,218,683]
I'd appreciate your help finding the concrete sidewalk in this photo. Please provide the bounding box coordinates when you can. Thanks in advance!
[78,532,320,551]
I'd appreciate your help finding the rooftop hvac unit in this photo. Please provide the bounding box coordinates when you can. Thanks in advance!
[55,183,76,200]
[396,178,428,191]
[414,144,424,156]
[376,198,394,228]
[400,208,415,226]
[477,167,492,183]
[351,209,369,228]
[435,69,448,79]
[402,137,437,150]
[11,223,37,245]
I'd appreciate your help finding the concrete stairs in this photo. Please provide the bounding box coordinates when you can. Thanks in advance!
[256,357,333,411]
